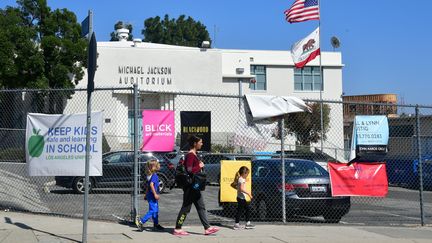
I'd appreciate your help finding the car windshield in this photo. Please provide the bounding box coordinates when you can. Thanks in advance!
[285,161,328,177]
[253,160,329,178]
[104,152,132,163]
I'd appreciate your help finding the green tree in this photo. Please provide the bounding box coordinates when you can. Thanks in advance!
[283,103,331,146]
[142,14,211,47]
[0,0,87,115]
[0,0,87,137]
[110,21,133,41]
[0,6,45,89]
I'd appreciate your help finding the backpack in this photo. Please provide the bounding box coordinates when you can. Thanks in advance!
[175,154,207,191]
[175,155,192,188]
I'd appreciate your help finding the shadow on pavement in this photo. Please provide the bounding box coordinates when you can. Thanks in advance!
[50,189,138,195]
[4,216,80,243]
[208,209,335,224]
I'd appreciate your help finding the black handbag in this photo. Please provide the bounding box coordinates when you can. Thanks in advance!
[191,171,207,191]
[175,156,193,188]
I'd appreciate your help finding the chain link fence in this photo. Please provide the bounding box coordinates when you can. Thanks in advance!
[0,87,431,226]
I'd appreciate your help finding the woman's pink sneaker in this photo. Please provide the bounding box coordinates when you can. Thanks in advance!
[204,226,220,235]
[173,229,190,236]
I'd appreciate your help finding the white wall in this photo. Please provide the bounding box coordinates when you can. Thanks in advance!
[68,41,345,154]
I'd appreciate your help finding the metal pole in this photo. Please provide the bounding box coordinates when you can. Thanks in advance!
[280,118,286,223]
[238,79,243,112]
[318,0,324,154]
[133,83,140,222]
[415,105,425,226]
[88,11,93,41]
[82,88,92,243]
[238,79,245,153]
[319,89,324,152]
[82,10,93,243]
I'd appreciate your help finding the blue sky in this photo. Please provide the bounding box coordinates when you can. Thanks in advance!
[2,0,431,106]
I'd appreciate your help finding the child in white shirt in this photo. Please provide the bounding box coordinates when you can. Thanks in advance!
[233,166,255,230]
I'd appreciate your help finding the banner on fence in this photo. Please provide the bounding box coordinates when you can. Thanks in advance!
[328,162,388,197]
[26,112,103,176]
[142,110,175,152]
[349,115,389,161]
[245,94,310,121]
[220,160,252,202]
[180,111,211,151]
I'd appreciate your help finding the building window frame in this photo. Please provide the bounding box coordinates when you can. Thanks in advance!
[294,66,323,91]
[250,65,267,91]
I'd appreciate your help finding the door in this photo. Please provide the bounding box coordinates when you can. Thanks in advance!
[99,152,134,188]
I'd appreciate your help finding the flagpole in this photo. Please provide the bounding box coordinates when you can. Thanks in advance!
[318,0,324,155]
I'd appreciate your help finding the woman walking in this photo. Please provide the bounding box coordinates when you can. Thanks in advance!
[173,135,219,236]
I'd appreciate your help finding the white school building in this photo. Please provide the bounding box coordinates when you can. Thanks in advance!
[65,36,345,160]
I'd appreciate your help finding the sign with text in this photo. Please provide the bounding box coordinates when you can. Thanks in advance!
[142,110,175,152]
[26,112,103,176]
[180,111,211,151]
[349,115,389,161]
[220,160,252,202]
[328,162,388,197]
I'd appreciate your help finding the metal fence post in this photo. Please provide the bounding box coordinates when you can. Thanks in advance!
[320,93,324,154]
[238,79,242,112]
[132,84,139,222]
[82,10,93,243]
[415,105,425,226]
[280,117,286,223]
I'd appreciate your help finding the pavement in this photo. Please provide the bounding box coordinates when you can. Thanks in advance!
[1,211,432,243]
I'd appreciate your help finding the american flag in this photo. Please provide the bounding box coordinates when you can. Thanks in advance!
[284,0,320,23]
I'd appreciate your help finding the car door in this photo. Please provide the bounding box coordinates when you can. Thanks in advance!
[100,152,134,187]
[202,155,231,184]
[252,162,272,196]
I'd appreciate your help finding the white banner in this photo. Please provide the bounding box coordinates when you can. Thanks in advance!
[245,94,310,121]
[26,112,103,176]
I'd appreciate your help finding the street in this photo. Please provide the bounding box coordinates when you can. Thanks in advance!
[1,162,431,226]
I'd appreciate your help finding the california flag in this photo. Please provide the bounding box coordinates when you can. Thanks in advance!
[291,27,320,68]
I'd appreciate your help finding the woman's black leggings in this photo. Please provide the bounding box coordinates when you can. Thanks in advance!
[175,186,210,229]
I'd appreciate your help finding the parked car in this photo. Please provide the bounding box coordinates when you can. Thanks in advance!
[200,153,253,184]
[55,151,176,194]
[153,147,184,167]
[386,156,432,189]
[272,151,335,170]
[220,159,351,223]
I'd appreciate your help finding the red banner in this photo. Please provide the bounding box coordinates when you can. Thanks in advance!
[328,162,388,197]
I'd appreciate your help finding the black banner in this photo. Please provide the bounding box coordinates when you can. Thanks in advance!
[180,111,211,152]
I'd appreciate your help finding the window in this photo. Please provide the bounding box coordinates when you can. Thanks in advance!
[139,154,158,162]
[128,110,142,143]
[104,152,132,164]
[202,155,230,164]
[286,161,326,177]
[255,165,270,177]
[294,67,322,91]
[250,65,266,90]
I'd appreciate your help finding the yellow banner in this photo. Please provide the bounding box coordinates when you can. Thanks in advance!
[220,160,252,202]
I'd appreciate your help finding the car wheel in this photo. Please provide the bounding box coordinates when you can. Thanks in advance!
[323,211,342,223]
[157,173,168,193]
[257,199,267,221]
[72,177,93,194]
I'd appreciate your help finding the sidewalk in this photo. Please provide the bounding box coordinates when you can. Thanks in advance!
[1,211,431,243]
